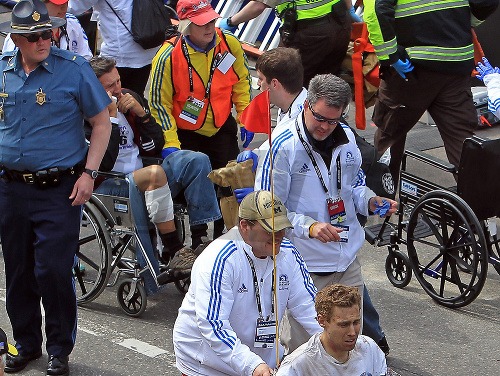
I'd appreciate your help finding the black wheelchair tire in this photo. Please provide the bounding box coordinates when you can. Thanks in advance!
[385,251,412,288]
[117,278,147,317]
[406,190,488,308]
[75,201,113,305]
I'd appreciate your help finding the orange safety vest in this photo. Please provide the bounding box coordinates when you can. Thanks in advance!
[168,29,239,131]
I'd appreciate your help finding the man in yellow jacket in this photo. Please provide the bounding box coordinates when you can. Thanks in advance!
[150,0,252,238]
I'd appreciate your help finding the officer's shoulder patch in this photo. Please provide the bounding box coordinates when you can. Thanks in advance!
[51,48,86,65]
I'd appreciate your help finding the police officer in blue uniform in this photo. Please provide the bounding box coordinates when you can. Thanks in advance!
[0,0,111,374]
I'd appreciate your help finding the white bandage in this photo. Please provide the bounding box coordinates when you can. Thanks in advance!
[144,184,174,224]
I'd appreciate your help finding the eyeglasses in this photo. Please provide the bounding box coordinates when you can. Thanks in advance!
[18,30,53,43]
[307,103,342,125]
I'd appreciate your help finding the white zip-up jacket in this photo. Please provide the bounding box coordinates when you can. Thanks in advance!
[255,113,376,273]
[173,227,321,376]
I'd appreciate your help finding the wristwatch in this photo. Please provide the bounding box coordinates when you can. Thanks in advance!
[139,108,151,122]
[83,168,98,179]
[227,16,235,27]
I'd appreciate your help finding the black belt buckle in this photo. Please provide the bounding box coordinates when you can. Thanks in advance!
[23,173,35,184]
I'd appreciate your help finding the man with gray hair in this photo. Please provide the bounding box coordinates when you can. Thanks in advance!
[255,74,397,352]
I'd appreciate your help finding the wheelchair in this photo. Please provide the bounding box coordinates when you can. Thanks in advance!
[74,171,190,317]
[365,136,500,308]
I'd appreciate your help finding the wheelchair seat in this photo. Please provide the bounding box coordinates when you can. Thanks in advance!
[457,136,500,220]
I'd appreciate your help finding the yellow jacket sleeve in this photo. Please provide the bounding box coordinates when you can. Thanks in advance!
[149,42,181,150]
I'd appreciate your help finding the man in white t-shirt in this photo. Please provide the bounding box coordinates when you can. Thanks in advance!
[276,284,388,376]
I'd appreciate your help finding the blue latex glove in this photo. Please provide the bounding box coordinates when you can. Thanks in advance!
[349,6,362,22]
[218,18,237,32]
[373,199,390,218]
[161,147,179,159]
[476,57,500,82]
[237,150,258,172]
[391,59,414,79]
[240,127,255,148]
[234,187,254,203]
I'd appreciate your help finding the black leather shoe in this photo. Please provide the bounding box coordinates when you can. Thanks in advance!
[4,350,43,373]
[46,355,69,376]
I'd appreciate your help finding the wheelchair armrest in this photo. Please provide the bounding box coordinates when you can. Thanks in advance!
[97,171,127,179]
[141,156,164,166]
[404,149,456,173]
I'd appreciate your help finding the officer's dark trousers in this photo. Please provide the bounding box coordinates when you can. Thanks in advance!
[0,175,80,357]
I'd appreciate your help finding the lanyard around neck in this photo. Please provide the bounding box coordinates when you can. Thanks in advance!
[181,39,220,99]
[244,252,274,319]
[295,117,341,194]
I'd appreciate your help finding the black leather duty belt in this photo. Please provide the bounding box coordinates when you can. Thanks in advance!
[0,166,79,188]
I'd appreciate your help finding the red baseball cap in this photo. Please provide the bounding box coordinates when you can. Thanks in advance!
[176,0,220,26]
[46,0,68,4]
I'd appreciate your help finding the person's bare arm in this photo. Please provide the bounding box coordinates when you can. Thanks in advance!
[230,1,270,25]
[69,109,111,206]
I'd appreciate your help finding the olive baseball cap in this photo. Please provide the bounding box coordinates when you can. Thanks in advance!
[239,190,293,232]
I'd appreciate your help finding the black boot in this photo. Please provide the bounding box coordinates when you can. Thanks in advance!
[190,223,208,250]
[159,231,183,264]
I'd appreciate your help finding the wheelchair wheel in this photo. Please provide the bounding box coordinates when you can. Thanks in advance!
[117,278,147,317]
[406,191,488,308]
[75,201,112,304]
[385,251,412,288]
[174,276,191,295]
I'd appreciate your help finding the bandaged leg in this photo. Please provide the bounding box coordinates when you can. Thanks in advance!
[145,184,183,261]
[144,184,174,224]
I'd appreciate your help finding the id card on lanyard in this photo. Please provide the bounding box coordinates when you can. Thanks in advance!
[295,118,350,241]
[244,252,276,349]
[179,39,220,124]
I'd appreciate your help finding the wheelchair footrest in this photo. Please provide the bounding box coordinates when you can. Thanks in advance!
[157,269,190,285]
[410,219,434,239]
[365,223,394,246]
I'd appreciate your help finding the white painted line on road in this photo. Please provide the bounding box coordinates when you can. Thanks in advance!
[78,321,174,361]
[78,327,100,337]
[118,338,168,358]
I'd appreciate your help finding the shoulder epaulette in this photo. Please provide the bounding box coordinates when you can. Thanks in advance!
[51,47,86,65]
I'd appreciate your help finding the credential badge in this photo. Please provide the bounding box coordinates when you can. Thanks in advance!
[32,11,40,22]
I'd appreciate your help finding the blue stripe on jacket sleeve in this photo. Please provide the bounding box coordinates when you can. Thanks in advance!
[207,241,238,349]
[259,129,293,191]
[282,239,317,300]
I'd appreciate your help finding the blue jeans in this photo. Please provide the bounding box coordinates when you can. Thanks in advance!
[161,150,221,225]
[362,285,385,342]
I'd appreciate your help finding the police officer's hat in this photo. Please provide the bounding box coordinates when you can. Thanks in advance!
[0,0,65,34]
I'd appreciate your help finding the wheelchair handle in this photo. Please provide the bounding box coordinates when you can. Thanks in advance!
[403,149,456,173]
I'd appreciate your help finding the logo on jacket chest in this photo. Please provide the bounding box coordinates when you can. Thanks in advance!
[278,274,289,290]
[298,163,310,173]
[237,283,248,293]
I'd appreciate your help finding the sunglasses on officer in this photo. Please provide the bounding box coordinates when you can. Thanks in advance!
[307,102,342,126]
[18,30,53,43]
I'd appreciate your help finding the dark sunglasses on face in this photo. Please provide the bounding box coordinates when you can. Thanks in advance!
[19,30,53,43]
[307,103,341,125]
